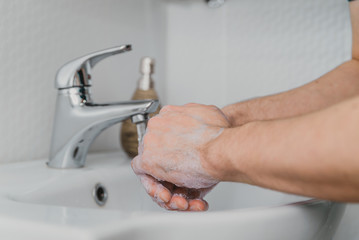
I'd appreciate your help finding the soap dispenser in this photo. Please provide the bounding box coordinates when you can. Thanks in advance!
[120,57,161,158]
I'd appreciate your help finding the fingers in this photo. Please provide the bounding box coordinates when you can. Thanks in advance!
[131,156,143,175]
[172,187,209,211]
[138,175,210,212]
[167,194,189,211]
[166,195,208,211]
[133,145,212,212]
[188,199,209,211]
[165,186,209,211]
[165,187,189,211]
[139,175,172,203]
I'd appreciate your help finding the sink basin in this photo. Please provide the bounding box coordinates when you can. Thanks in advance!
[0,151,345,240]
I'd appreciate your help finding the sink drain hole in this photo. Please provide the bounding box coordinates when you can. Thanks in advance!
[93,183,108,206]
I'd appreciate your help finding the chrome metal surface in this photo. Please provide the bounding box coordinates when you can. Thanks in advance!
[55,45,132,89]
[131,114,149,144]
[206,0,225,8]
[48,46,159,168]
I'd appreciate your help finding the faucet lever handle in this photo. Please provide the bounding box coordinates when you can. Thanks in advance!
[55,45,132,89]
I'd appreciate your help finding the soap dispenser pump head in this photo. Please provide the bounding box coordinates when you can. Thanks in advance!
[138,57,154,90]
[140,57,154,75]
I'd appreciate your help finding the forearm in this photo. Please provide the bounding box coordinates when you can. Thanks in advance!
[208,96,359,202]
[222,60,359,126]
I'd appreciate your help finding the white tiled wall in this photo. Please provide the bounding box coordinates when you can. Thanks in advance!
[165,0,351,107]
[0,0,357,238]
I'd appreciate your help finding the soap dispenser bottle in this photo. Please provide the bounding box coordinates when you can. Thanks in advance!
[120,57,161,158]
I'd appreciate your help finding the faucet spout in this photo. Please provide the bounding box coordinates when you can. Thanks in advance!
[48,89,159,168]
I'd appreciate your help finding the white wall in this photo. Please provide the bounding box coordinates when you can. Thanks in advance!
[164,0,351,107]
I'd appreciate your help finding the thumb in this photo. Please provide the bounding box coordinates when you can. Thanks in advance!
[131,155,145,175]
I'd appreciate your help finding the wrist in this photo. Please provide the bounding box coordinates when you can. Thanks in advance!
[221,102,252,127]
[201,123,260,184]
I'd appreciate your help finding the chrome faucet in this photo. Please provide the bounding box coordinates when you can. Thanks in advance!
[48,45,159,169]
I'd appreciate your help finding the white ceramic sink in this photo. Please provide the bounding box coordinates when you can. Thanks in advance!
[0,151,345,240]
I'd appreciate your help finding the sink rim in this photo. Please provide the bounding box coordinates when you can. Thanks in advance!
[1,151,331,213]
[0,151,346,240]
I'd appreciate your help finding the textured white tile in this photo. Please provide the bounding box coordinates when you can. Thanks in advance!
[225,0,351,103]
[165,0,228,106]
[164,0,351,107]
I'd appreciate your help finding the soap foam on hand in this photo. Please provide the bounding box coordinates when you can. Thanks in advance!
[135,166,211,211]
[132,103,230,211]
[133,146,215,212]
[144,123,221,190]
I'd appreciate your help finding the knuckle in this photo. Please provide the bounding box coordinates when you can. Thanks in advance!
[131,156,144,174]
[147,117,160,129]
[208,104,219,110]
[159,105,173,113]
[184,103,198,107]
[160,105,183,114]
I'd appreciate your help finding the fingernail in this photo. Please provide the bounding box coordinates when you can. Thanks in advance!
[169,201,179,210]
[189,205,201,211]
[188,199,208,211]
[170,195,189,211]
[140,177,153,194]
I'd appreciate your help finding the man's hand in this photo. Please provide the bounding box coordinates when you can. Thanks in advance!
[131,103,230,211]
